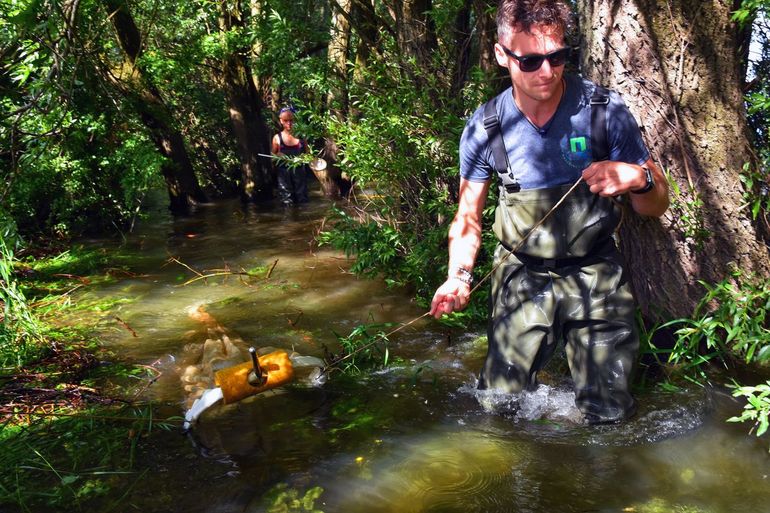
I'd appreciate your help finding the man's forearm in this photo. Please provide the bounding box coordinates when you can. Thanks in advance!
[447,214,482,275]
[446,178,490,276]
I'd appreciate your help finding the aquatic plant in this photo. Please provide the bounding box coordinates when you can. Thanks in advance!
[728,380,770,451]
[323,323,393,375]
[260,483,324,513]
[646,268,770,448]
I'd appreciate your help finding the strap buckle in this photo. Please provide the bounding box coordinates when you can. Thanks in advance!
[483,113,499,130]
[590,95,609,105]
[504,180,521,193]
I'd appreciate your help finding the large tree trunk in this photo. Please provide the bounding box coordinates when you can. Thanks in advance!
[578,0,770,319]
[385,0,438,92]
[352,0,380,87]
[328,0,352,119]
[390,0,437,70]
[104,0,207,214]
[320,0,357,199]
[249,0,273,111]
[219,1,273,203]
[321,0,350,199]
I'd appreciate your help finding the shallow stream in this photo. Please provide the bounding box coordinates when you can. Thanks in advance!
[75,186,770,513]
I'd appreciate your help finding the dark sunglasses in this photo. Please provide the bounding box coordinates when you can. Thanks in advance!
[500,45,570,72]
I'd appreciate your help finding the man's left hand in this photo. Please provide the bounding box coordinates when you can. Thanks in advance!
[582,161,646,197]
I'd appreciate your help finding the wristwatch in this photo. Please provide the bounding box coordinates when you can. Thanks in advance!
[631,165,654,194]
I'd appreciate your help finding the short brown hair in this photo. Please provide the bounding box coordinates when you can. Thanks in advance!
[496,0,573,41]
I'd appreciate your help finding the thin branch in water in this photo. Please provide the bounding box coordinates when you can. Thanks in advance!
[168,256,269,286]
[114,316,138,338]
[265,259,279,279]
[166,256,204,278]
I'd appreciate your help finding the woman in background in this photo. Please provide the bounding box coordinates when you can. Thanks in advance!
[271,107,309,205]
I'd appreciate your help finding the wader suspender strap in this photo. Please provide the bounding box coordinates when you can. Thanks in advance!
[483,98,521,193]
[590,86,610,161]
[483,86,610,191]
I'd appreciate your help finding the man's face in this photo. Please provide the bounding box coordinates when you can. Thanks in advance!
[494,25,566,104]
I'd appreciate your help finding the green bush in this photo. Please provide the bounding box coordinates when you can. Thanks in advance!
[661,269,770,380]
[316,33,497,323]
[0,217,44,368]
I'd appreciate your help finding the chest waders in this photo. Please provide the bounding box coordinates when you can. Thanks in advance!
[478,88,639,424]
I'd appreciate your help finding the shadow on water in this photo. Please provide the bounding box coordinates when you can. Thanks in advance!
[75,187,770,513]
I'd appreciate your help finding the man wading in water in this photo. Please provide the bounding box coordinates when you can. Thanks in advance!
[430,0,669,424]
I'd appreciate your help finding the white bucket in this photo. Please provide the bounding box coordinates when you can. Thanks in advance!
[309,158,327,172]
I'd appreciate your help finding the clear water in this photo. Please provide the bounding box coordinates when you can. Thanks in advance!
[76,187,770,513]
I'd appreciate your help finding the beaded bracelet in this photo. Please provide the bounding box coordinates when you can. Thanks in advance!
[451,266,473,286]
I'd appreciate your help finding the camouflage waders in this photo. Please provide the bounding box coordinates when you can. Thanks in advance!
[478,182,639,423]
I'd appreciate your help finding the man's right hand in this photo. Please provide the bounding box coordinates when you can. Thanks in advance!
[429,278,471,319]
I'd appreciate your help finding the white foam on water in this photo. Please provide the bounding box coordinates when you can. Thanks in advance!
[458,379,712,446]
[516,384,581,422]
[459,381,583,423]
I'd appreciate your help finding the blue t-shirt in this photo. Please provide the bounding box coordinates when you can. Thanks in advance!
[459,74,650,188]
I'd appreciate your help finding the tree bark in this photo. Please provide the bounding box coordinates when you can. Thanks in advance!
[320,0,357,199]
[578,0,770,319]
[449,0,473,99]
[103,0,207,214]
[249,0,273,111]
[475,0,501,79]
[391,0,437,70]
[352,0,380,87]
[383,0,439,97]
[219,1,273,203]
[328,0,352,119]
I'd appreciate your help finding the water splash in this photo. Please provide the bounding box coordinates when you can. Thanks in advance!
[460,381,584,424]
[458,379,712,447]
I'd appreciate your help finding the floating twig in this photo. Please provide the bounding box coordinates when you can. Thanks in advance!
[167,256,204,278]
[52,273,91,284]
[266,259,279,279]
[167,256,263,286]
[114,315,138,337]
